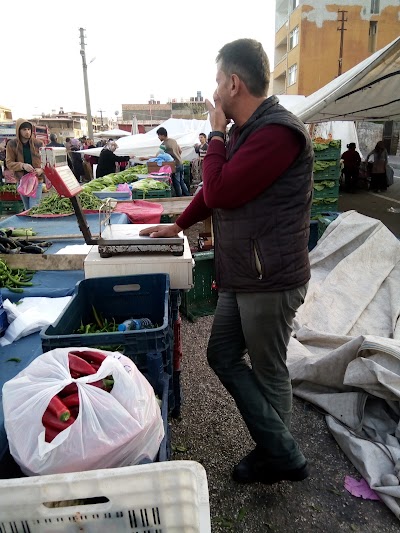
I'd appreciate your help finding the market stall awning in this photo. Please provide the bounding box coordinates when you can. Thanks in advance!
[291,36,400,123]
[96,129,131,138]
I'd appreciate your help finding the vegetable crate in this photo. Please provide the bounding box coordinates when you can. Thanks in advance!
[131,188,172,200]
[313,161,341,181]
[0,461,211,532]
[308,221,319,251]
[93,191,132,200]
[313,141,341,161]
[317,212,341,239]
[41,274,174,377]
[180,251,218,322]
[0,308,8,338]
[0,200,24,215]
[0,192,21,202]
[313,181,340,199]
[311,200,339,218]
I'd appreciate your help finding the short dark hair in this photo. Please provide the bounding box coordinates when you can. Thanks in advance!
[50,133,57,142]
[65,137,71,142]
[216,38,270,97]
[199,132,206,137]
[157,127,167,137]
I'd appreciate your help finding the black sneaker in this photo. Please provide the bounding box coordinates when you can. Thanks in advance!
[232,448,309,485]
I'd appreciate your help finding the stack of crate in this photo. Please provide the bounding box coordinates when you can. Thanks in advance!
[311,140,341,218]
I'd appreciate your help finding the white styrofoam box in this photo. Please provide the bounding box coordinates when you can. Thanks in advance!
[0,460,211,532]
[84,236,193,290]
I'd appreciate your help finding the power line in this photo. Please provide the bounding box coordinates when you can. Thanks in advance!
[337,10,348,77]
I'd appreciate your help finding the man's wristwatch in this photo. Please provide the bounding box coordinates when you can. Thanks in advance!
[209,131,225,142]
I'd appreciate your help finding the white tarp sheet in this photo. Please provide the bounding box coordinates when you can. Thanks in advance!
[96,128,131,138]
[82,118,212,160]
[288,211,400,519]
[290,36,400,123]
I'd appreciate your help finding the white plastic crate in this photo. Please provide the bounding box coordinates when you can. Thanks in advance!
[0,460,211,532]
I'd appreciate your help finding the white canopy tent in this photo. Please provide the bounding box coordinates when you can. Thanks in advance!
[82,118,212,160]
[96,128,131,138]
[290,36,400,123]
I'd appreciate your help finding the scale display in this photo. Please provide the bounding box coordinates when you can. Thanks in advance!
[40,147,82,198]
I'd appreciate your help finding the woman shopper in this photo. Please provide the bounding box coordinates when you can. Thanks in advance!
[96,141,130,179]
[366,141,388,192]
[5,119,44,210]
[341,142,361,193]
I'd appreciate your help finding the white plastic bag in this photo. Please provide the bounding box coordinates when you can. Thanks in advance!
[0,297,72,346]
[3,347,164,476]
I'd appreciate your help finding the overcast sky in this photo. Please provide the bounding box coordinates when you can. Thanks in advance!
[2,1,276,121]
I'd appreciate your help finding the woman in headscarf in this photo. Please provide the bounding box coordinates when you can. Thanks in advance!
[95,141,130,178]
[366,141,388,193]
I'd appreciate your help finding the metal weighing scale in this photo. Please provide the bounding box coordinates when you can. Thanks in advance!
[40,147,184,258]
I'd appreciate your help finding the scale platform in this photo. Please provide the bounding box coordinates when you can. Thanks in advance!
[97,224,185,258]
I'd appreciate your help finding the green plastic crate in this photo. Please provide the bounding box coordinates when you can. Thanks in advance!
[313,181,340,199]
[313,161,341,180]
[0,200,24,215]
[180,250,218,322]
[131,188,172,200]
[317,212,341,238]
[160,214,172,223]
[311,200,339,218]
[313,143,341,161]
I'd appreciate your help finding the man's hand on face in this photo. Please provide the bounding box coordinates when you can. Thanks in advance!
[205,94,227,133]
[139,223,182,239]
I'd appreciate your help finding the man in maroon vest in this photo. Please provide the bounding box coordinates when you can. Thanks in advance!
[141,38,313,485]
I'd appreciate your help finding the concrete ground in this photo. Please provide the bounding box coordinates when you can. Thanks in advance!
[338,156,400,237]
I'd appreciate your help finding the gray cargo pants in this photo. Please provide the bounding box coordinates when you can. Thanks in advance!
[207,286,307,470]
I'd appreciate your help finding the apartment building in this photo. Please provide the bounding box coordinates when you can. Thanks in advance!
[273,0,400,96]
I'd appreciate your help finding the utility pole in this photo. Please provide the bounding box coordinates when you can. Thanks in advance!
[97,109,105,129]
[79,28,94,139]
[337,10,348,77]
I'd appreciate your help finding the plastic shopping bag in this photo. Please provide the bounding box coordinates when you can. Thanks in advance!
[3,347,164,476]
[17,172,38,197]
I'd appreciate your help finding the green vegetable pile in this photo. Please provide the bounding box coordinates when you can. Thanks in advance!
[313,140,341,151]
[0,259,35,293]
[82,168,144,194]
[29,191,103,215]
[130,179,170,198]
[0,184,18,193]
[313,180,337,191]
[314,160,338,172]
[312,197,338,205]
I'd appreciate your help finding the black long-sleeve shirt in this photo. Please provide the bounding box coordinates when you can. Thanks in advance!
[96,149,130,178]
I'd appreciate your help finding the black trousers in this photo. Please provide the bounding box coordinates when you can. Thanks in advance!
[343,167,359,191]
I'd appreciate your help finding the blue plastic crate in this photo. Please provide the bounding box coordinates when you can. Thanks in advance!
[41,274,172,367]
[308,221,319,251]
[170,289,181,322]
[0,308,8,338]
[157,373,171,462]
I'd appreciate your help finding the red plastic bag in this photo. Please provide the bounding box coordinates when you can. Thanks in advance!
[17,172,38,197]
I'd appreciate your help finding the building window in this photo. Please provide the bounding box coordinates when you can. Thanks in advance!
[369,21,378,53]
[289,26,299,49]
[291,0,300,11]
[288,64,298,86]
[370,0,380,14]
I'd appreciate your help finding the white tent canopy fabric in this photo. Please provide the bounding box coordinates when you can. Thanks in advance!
[96,129,131,138]
[290,36,400,123]
[82,118,212,160]
[288,211,400,519]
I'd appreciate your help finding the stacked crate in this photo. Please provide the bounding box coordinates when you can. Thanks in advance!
[312,140,341,218]
[40,274,176,414]
[0,186,24,215]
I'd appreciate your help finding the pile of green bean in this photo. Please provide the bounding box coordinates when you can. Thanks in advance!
[0,259,35,292]
[29,191,103,215]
